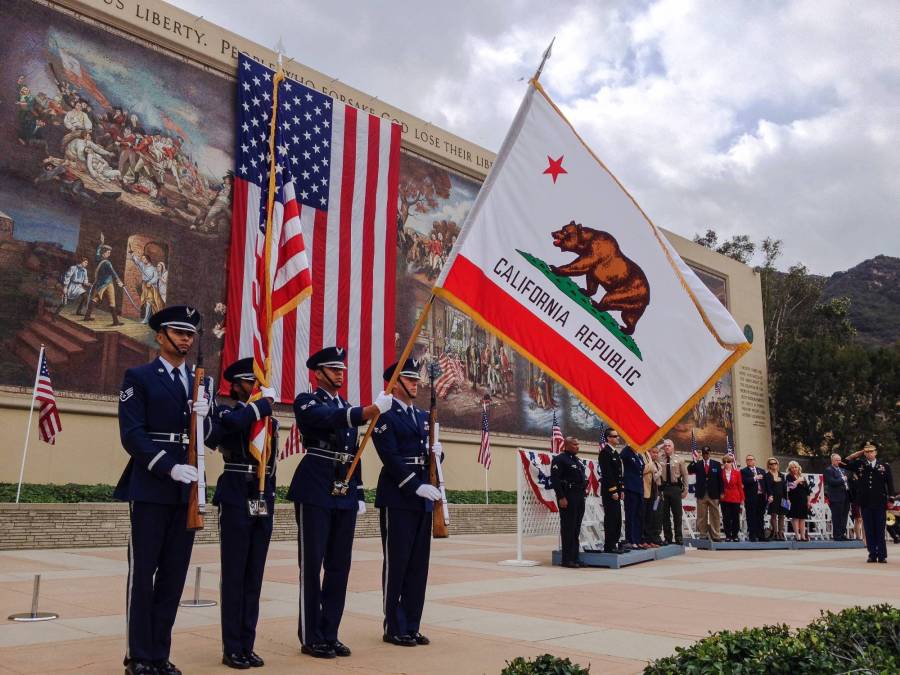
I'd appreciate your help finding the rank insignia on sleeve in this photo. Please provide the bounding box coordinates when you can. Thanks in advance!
[300,400,318,410]
[119,387,134,402]
[374,423,387,435]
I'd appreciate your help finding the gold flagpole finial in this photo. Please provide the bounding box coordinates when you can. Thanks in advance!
[532,36,555,83]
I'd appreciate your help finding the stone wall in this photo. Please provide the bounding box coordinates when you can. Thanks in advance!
[0,503,516,550]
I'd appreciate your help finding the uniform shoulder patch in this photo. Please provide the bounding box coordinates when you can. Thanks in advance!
[119,387,134,402]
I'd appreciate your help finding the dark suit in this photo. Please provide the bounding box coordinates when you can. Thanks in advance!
[620,447,645,546]
[846,458,895,561]
[823,464,850,540]
[372,401,433,637]
[551,452,587,565]
[208,399,277,657]
[598,444,624,551]
[741,466,768,540]
[289,388,366,647]
[115,357,216,665]
[688,459,723,538]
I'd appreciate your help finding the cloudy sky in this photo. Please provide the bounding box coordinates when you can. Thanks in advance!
[175,0,899,274]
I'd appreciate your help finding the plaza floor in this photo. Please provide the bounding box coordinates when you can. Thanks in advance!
[1,534,897,674]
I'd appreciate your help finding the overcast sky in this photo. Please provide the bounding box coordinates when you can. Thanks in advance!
[175,0,899,275]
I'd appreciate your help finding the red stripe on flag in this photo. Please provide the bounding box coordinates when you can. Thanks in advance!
[358,115,380,404]
[441,255,657,444]
[383,123,401,363]
[309,208,329,363]
[281,306,297,402]
[221,178,250,393]
[336,107,357,395]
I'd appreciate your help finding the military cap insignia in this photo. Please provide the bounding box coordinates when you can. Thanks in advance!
[120,387,134,402]
[336,347,344,357]
[185,307,196,317]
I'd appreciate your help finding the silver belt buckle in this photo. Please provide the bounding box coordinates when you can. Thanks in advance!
[336,452,353,463]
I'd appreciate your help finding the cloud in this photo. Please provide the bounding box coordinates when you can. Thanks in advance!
[174,0,899,273]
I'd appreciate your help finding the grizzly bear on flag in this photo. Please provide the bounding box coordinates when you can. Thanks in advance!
[549,221,650,335]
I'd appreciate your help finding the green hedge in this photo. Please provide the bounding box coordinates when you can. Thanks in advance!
[644,604,899,674]
[502,654,590,674]
[1,483,515,505]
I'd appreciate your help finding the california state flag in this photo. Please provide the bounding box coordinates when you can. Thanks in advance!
[434,82,750,449]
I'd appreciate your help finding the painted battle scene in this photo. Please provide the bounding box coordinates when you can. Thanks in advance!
[0,0,234,394]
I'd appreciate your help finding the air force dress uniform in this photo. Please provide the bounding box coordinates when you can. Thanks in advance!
[372,359,438,645]
[288,347,366,657]
[207,358,277,669]
[114,306,215,675]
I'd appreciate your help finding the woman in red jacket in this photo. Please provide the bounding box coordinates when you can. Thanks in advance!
[720,455,745,541]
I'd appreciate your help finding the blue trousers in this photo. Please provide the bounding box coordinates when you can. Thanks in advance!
[861,506,887,560]
[380,507,431,637]
[219,503,273,654]
[294,503,357,645]
[126,502,195,663]
[624,490,644,545]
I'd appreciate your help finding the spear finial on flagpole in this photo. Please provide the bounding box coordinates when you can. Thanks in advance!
[274,37,285,69]
[532,36,555,82]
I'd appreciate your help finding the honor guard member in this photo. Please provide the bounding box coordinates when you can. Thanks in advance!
[207,358,278,669]
[598,428,627,554]
[845,442,896,563]
[551,437,587,567]
[114,306,215,675]
[288,347,394,659]
[372,358,443,647]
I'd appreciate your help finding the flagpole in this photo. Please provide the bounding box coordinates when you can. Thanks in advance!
[15,345,44,505]
[485,465,489,505]
[532,36,555,82]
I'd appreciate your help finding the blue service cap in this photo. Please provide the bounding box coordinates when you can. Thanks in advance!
[148,305,201,333]
[223,357,255,383]
[383,357,421,382]
[306,346,347,370]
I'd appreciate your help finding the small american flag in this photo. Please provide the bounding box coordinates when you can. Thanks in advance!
[690,427,699,461]
[477,399,492,470]
[280,423,304,461]
[550,410,564,454]
[434,352,462,399]
[35,348,62,444]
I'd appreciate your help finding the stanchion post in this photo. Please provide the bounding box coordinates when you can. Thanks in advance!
[499,452,539,567]
[179,566,217,608]
[7,574,59,622]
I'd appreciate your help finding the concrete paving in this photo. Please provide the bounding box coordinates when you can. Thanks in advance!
[1,534,897,674]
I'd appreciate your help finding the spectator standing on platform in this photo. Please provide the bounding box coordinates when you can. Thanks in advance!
[551,437,587,568]
[847,467,865,542]
[764,458,787,540]
[659,439,688,545]
[688,446,723,541]
[741,454,768,541]
[824,453,851,540]
[642,445,663,547]
[844,442,895,563]
[598,429,626,553]
[786,461,811,541]
[720,455,745,541]
[621,441,646,549]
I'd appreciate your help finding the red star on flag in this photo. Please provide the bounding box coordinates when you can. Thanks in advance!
[543,155,567,183]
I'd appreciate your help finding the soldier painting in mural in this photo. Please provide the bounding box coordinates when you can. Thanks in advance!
[0,0,232,392]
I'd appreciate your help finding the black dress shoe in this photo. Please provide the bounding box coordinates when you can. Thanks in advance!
[877,558,887,564]
[383,634,417,647]
[301,642,336,658]
[408,632,430,645]
[561,561,579,568]
[244,651,265,667]
[867,556,877,563]
[152,661,181,675]
[603,547,616,554]
[222,653,251,670]
[329,640,351,657]
[125,662,157,675]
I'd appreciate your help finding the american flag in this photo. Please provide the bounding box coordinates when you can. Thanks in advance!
[434,352,464,399]
[550,409,564,454]
[222,53,402,406]
[690,427,699,460]
[280,423,304,461]
[35,348,62,444]
[477,400,492,470]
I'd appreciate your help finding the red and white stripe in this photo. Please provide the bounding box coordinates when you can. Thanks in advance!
[223,107,401,405]
[35,351,61,445]
[280,423,304,461]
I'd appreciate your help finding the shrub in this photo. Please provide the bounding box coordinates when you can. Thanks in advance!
[644,604,900,675]
[502,654,590,674]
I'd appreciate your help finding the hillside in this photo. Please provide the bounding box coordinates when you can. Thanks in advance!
[821,255,900,347]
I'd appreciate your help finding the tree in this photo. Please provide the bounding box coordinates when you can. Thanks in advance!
[693,229,756,264]
[396,154,452,228]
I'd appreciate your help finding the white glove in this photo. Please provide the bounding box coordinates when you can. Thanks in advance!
[170,464,199,484]
[432,441,443,456]
[416,484,442,501]
[374,390,393,414]
[358,500,367,515]
[260,386,277,400]
[189,397,210,418]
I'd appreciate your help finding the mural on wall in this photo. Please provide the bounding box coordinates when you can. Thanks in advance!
[0,0,233,393]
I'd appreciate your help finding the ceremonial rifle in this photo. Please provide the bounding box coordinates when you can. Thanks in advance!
[429,359,450,538]
[186,327,207,530]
